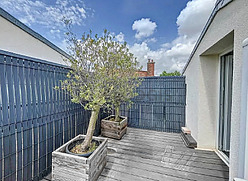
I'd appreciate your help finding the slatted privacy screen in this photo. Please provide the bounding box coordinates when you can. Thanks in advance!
[0,50,105,181]
[120,76,186,133]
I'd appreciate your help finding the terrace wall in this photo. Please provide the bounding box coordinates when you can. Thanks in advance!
[0,50,107,181]
[0,49,186,181]
[120,76,186,133]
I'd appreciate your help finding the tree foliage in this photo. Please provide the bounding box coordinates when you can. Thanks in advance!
[59,28,141,151]
[160,70,181,76]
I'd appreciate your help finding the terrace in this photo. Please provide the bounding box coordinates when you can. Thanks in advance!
[0,50,229,181]
[42,128,228,181]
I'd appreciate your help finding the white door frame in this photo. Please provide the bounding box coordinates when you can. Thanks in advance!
[239,38,248,179]
[215,48,233,166]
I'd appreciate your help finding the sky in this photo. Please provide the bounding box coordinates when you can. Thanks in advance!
[0,0,216,75]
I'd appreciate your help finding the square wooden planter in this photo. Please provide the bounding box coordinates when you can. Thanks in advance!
[52,135,108,181]
[101,115,127,139]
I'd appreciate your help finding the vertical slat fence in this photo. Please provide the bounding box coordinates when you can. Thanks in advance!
[120,76,186,133]
[0,49,187,180]
[0,50,102,181]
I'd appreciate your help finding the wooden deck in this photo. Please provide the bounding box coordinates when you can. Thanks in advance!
[43,127,229,181]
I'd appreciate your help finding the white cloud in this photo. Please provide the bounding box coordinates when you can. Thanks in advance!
[177,0,215,38]
[145,38,157,43]
[57,39,69,53]
[116,32,125,43]
[50,29,61,34]
[132,18,157,39]
[129,39,194,75]
[0,0,87,36]
[130,0,215,75]
[129,42,150,63]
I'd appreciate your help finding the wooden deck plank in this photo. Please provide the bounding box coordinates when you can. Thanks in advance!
[112,128,222,156]
[106,158,227,181]
[40,127,229,181]
[116,130,191,147]
[127,127,181,136]
[108,139,220,159]
[108,150,228,173]
[97,175,119,181]
[122,133,184,144]
[126,130,183,141]
[108,140,225,163]
[101,127,229,181]
[108,143,222,164]
[101,167,153,181]
[105,162,188,181]
[127,128,181,137]
[107,153,228,179]
[109,138,187,151]
[127,129,183,140]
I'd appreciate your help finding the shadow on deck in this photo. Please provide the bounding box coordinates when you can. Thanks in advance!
[43,127,229,181]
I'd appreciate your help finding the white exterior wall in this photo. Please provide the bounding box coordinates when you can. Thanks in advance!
[239,38,248,180]
[184,55,200,142]
[197,55,219,149]
[183,0,248,180]
[0,16,66,65]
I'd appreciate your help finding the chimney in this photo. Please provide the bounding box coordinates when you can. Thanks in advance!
[147,59,155,76]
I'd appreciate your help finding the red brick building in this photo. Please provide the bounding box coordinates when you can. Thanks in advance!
[137,59,155,77]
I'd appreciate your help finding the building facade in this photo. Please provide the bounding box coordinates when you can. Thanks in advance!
[0,8,68,65]
[182,0,248,180]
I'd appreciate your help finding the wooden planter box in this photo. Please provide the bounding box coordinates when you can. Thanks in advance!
[52,135,108,181]
[101,115,127,139]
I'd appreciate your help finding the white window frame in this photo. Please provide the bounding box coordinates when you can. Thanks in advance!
[215,47,233,167]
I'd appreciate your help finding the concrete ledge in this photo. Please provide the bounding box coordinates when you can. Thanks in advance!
[243,38,248,48]
[180,127,197,148]
[181,127,191,134]
[233,178,248,181]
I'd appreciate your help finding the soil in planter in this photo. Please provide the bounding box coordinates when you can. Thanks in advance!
[108,116,124,122]
[70,140,99,154]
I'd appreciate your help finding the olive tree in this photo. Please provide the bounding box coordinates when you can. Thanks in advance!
[107,56,141,122]
[61,29,141,151]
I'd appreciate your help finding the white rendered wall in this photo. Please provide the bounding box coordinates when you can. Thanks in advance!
[239,38,248,180]
[0,16,66,65]
[246,101,248,180]
[198,55,219,149]
[183,0,248,180]
[184,55,200,142]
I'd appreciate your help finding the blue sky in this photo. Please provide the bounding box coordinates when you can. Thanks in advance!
[0,0,215,75]
[83,0,188,48]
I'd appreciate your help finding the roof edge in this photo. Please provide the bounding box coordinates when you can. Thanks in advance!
[182,0,233,74]
[0,7,70,59]
[0,49,70,68]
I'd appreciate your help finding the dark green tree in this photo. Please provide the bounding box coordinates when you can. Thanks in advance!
[160,70,181,76]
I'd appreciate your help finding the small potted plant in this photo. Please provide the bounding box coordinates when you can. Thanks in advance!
[100,40,142,140]
[52,29,139,180]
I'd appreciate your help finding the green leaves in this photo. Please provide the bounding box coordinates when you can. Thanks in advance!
[160,70,181,76]
[59,29,142,112]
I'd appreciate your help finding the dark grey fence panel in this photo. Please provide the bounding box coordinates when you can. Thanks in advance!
[0,50,103,181]
[120,76,186,133]
[0,127,2,181]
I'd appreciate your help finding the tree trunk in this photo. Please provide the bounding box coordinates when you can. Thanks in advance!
[80,106,100,151]
[115,106,120,122]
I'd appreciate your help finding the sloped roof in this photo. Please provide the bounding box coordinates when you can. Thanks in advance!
[0,7,70,59]
[182,0,234,74]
